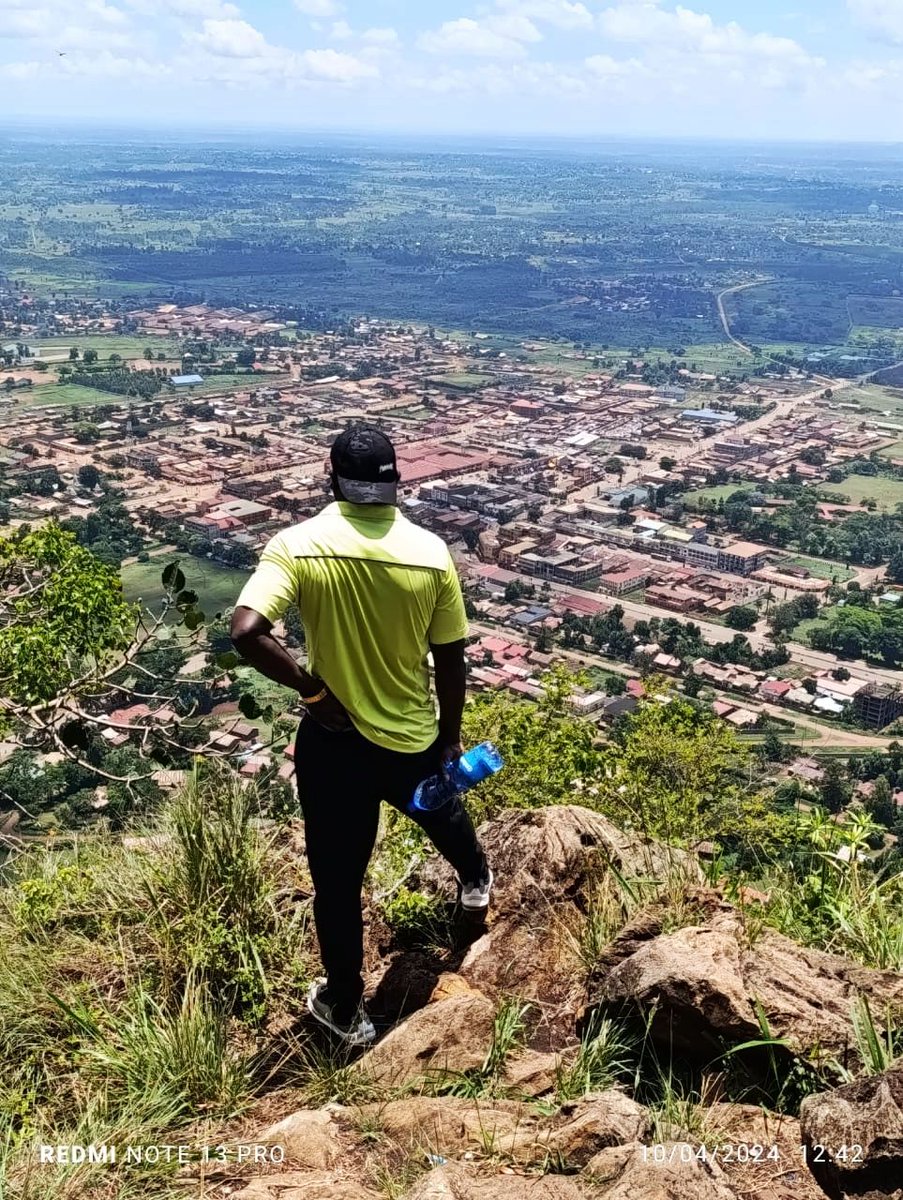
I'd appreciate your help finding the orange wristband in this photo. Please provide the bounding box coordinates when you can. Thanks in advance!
[301,687,328,705]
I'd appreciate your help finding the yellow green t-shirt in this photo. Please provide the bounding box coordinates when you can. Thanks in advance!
[235,501,469,753]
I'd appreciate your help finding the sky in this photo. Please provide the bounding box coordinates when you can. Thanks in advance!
[2,0,903,141]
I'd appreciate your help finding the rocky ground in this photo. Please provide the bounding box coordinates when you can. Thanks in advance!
[191,807,902,1200]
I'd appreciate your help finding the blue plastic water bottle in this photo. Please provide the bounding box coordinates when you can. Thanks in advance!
[407,741,504,814]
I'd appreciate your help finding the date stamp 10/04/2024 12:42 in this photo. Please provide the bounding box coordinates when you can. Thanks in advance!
[640,1142,865,1167]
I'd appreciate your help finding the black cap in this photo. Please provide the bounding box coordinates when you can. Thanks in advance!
[330,424,400,505]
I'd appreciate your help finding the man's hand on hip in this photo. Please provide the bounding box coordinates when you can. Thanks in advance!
[305,681,353,733]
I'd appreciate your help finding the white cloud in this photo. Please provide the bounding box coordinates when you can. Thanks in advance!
[418,15,541,59]
[585,52,643,78]
[1,48,165,79]
[126,0,239,17]
[496,0,593,30]
[183,16,377,85]
[330,19,353,39]
[190,17,268,58]
[303,48,376,81]
[362,27,399,46]
[1,1,136,52]
[596,2,823,76]
[294,0,342,16]
[848,0,903,43]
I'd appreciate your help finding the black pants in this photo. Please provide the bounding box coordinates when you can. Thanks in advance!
[294,714,488,1023]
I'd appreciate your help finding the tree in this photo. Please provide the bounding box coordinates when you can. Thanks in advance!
[74,423,102,445]
[68,347,79,361]
[534,626,554,652]
[77,464,101,490]
[504,580,527,604]
[820,759,851,814]
[82,348,99,365]
[236,347,256,368]
[762,729,788,763]
[726,606,757,631]
[868,774,896,828]
[659,456,676,472]
[597,685,771,850]
[603,674,626,696]
[459,664,600,823]
[887,551,903,585]
[603,457,624,480]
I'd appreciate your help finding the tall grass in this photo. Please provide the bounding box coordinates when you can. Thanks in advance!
[0,762,314,1198]
[759,809,903,971]
[554,1014,634,1102]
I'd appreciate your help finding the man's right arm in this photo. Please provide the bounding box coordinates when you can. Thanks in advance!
[430,638,466,766]
[428,552,470,767]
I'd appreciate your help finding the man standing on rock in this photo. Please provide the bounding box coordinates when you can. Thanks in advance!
[230,424,491,1046]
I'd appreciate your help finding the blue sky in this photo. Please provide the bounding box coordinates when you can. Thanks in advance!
[2,1,903,140]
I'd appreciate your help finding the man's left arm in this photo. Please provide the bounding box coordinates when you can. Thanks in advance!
[231,535,350,730]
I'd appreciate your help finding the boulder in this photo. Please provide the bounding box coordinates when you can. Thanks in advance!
[546,1091,651,1166]
[257,1108,343,1169]
[800,1062,903,1200]
[358,992,496,1086]
[419,806,697,1037]
[584,1141,738,1199]
[364,1095,541,1159]
[590,909,903,1068]
[703,1104,823,1200]
[501,1049,560,1098]
[231,1171,380,1200]
[402,1164,598,1200]
[423,806,696,921]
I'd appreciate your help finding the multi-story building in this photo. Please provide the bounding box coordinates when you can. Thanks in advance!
[855,684,903,730]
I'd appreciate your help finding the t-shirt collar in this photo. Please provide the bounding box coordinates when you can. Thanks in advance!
[330,500,398,522]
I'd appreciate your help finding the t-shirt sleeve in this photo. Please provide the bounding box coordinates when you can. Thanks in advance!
[235,532,297,625]
[428,554,469,645]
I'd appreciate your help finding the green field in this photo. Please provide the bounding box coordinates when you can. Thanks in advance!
[780,555,855,582]
[179,372,289,396]
[12,382,123,410]
[29,335,181,360]
[836,384,903,418]
[877,440,903,460]
[818,473,903,508]
[121,557,249,616]
[684,481,757,505]
[429,372,495,391]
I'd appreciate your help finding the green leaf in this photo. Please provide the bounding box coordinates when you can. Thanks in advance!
[161,561,182,588]
[183,609,203,631]
[215,650,240,670]
[239,693,262,719]
[176,589,199,606]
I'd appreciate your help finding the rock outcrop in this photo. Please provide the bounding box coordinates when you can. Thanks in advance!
[257,1108,344,1169]
[800,1062,903,1200]
[584,1141,738,1200]
[357,991,496,1086]
[231,1171,381,1200]
[401,1164,601,1200]
[418,806,698,1034]
[590,906,903,1070]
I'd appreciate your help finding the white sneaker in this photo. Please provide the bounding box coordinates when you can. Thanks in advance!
[306,979,375,1046]
[459,868,493,912]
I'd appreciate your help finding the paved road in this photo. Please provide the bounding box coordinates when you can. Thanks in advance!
[715,280,771,354]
